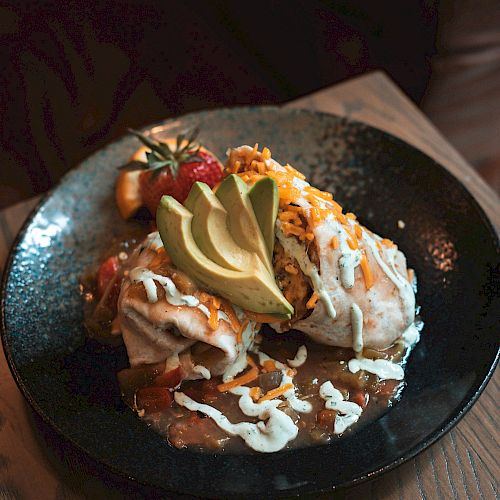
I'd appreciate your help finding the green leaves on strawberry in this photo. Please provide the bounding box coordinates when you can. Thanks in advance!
[125,128,223,215]
[129,127,203,177]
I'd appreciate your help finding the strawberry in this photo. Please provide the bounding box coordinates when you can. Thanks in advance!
[127,128,223,215]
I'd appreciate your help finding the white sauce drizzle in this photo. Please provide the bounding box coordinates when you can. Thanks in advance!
[222,320,255,382]
[129,267,199,306]
[144,231,164,250]
[276,224,337,319]
[402,323,420,347]
[319,381,363,434]
[130,267,233,329]
[255,349,312,413]
[197,304,210,317]
[362,236,415,325]
[192,365,211,379]
[174,392,298,453]
[287,345,307,367]
[196,304,230,322]
[350,303,364,354]
[348,357,404,380]
[339,249,362,289]
[230,386,281,416]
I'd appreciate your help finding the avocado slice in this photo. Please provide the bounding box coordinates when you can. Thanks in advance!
[215,174,273,274]
[249,177,279,262]
[184,182,252,271]
[157,196,293,319]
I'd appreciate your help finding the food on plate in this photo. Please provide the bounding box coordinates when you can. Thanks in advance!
[82,131,422,453]
[227,146,415,351]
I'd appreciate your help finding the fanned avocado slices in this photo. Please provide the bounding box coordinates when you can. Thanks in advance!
[248,177,279,262]
[184,182,253,271]
[156,195,293,319]
[215,174,274,274]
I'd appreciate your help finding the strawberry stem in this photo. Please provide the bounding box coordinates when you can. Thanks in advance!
[128,127,203,179]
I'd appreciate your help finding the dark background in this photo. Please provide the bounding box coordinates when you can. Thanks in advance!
[0,0,438,208]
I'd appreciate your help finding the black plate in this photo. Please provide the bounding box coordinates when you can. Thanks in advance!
[2,107,499,497]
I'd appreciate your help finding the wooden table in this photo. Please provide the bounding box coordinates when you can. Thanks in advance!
[0,71,498,499]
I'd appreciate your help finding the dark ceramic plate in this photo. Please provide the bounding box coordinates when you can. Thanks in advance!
[2,107,499,498]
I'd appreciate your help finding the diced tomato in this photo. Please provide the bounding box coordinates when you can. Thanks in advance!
[168,412,228,450]
[316,409,337,430]
[97,256,120,296]
[153,367,184,388]
[136,386,173,414]
[350,390,369,409]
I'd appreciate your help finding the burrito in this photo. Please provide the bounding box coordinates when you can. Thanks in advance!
[226,146,415,352]
[118,232,257,380]
[94,135,421,454]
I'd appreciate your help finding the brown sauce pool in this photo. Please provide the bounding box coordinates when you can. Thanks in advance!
[82,231,411,454]
[115,329,405,453]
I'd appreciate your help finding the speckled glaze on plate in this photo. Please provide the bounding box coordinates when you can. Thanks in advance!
[2,107,499,498]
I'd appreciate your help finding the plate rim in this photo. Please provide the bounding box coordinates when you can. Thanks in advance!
[1,105,499,497]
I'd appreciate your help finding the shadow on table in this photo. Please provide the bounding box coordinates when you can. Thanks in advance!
[27,406,195,499]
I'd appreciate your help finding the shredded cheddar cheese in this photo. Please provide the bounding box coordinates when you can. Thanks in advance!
[262,360,277,373]
[306,292,319,309]
[330,236,339,250]
[284,163,306,180]
[207,296,222,330]
[281,222,305,237]
[258,383,294,403]
[217,365,258,392]
[208,305,219,330]
[247,356,257,369]
[360,253,374,290]
[249,387,262,401]
[344,227,359,250]
[337,213,347,225]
